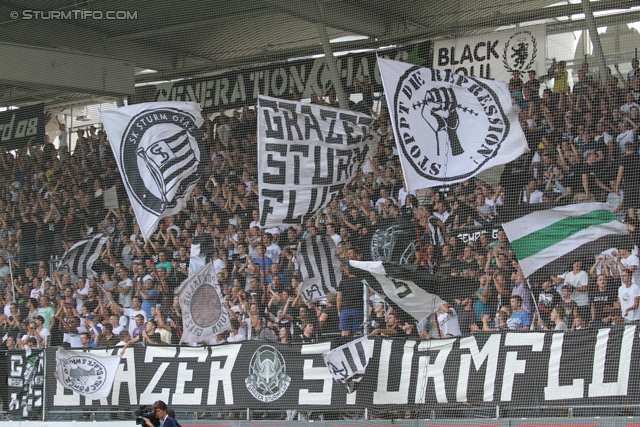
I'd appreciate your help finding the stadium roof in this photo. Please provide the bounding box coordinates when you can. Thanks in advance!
[0,0,639,109]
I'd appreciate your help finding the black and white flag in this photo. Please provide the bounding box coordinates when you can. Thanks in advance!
[101,102,203,240]
[323,336,372,394]
[175,262,231,343]
[55,348,121,400]
[349,261,445,321]
[257,96,378,227]
[297,235,342,302]
[57,233,109,279]
[378,57,528,190]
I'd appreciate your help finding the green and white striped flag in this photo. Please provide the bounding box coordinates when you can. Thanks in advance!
[502,203,629,278]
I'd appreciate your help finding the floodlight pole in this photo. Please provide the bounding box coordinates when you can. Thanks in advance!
[316,0,348,110]
[581,0,607,78]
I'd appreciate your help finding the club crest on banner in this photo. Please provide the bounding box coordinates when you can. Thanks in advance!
[57,355,107,395]
[245,345,291,402]
[502,30,538,73]
[370,219,417,264]
[176,263,231,341]
[393,67,510,183]
[120,108,201,216]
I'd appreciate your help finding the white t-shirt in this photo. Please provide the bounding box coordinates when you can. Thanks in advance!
[63,330,83,348]
[564,270,590,306]
[619,283,640,321]
[330,234,342,247]
[617,129,635,154]
[118,278,134,308]
[123,308,147,336]
[265,243,282,264]
[621,254,640,285]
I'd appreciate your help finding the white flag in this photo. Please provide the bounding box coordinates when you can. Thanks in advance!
[57,233,109,279]
[257,96,378,227]
[174,262,231,343]
[297,235,342,302]
[323,336,372,393]
[101,102,203,241]
[55,348,121,400]
[378,57,529,191]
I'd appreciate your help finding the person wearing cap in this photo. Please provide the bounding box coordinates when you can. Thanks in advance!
[137,274,158,318]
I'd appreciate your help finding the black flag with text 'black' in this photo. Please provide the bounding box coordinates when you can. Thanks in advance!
[349,261,445,321]
[323,336,372,393]
[297,235,342,302]
[57,233,109,279]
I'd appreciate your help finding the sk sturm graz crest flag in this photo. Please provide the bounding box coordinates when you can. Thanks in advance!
[378,57,528,190]
[57,233,109,279]
[349,260,445,321]
[323,336,372,393]
[175,262,231,343]
[102,102,203,240]
[297,235,342,302]
[55,348,121,400]
[257,96,378,227]
[502,203,631,279]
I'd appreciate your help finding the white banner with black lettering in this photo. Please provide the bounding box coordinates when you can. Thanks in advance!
[433,26,546,82]
[175,262,231,343]
[55,348,121,400]
[101,102,204,241]
[378,58,529,191]
[297,235,342,302]
[257,96,378,227]
[323,336,372,393]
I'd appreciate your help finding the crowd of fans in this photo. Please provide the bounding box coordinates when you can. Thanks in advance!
[1,58,640,351]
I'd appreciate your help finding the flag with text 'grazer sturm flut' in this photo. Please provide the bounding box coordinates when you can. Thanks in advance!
[502,203,631,279]
[297,235,342,302]
[348,261,446,321]
[57,233,109,279]
[101,102,204,241]
[257,96,378,227]
[55,348,121,400]
[378,57,528,191]
[175,262,231,344]
[323,336,373,394]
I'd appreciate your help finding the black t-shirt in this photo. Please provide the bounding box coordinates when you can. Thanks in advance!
[338,277,364,310]
[592,287,618,322]
[20,221,37,247]
[581,163,603,193]
[621,153,640,195]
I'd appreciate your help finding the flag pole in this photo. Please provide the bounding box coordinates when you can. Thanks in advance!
[526,278,541,321]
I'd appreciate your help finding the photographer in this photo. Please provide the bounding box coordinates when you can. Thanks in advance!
[142,400,177,427]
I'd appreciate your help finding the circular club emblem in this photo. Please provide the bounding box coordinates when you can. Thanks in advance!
[58,355,107,395]
[189,284,223,328]
[393,67,510,182]
[120,108,201,215]
[502,30,538,73]
[245,345,291,402]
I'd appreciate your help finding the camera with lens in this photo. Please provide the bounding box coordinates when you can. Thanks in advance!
[135,405,157,427]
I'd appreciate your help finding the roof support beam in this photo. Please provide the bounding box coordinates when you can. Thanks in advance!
[135,0,640,84]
